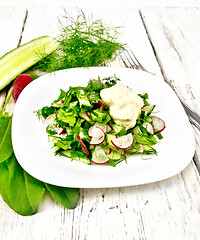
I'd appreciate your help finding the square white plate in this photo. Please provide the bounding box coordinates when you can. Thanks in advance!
[12,67,195,188]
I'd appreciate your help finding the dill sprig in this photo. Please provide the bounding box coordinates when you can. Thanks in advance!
[34,9,126,72]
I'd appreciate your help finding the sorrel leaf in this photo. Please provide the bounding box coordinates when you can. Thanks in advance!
[0,115,13,163]
[0,154,46,216]
[45,183,79,209]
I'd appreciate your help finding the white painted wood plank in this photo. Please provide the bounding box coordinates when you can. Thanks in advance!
[1,6,200,240]
[140,6,200,173]
[0,7,27,109]
[140,7,200,112]
[1,163,200,240]
[0,7,27,57]
[19,7,63,42]
[76,7,162,75]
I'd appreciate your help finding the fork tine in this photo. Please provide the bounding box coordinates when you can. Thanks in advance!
[128,49,146,71]
[120,54,130,68]
[121,48,154,75]
[125,50,139,69]
[120,51,137,69]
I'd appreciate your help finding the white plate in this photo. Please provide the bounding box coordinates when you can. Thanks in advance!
[12,67,195,188]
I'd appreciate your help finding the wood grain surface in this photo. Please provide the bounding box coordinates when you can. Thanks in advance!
[0,6,200,240]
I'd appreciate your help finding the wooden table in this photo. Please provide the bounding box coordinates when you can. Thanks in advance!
[1,6,200,240]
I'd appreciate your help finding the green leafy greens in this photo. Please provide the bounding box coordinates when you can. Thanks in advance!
[0,105,79,216]
[0,154,46,216]
[37,76,164,167]
[0,114,12,163]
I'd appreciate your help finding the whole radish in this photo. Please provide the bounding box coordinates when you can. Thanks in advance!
[12,74,33,101]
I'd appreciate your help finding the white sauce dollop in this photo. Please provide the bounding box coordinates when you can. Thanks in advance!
[100,84,143,130]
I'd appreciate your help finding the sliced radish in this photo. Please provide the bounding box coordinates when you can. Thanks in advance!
[59,127,66,135]
[95,122,107,133]
[54,127,64,135]
[142,104,155,115]
[77,135,90,156]
[86,111,91,119]
[88,126,94,138]
[98,100,107,108]
[142,122,154,135]
[152,116,165,133]
[91,145,109,164]
[90,126,105,145]
[138,144,144,153]
[89,122,111,135]
[111,133,133,149]
[79,111,91,121]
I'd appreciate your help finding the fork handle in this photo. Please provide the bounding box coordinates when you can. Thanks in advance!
[179,98,200,130]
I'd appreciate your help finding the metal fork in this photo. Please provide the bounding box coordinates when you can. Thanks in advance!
[120,49,200,130]
[120,49,148,72]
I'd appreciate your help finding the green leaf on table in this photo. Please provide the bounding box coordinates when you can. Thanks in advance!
[45,183,79,209]
[0,154,46,216]
[0,114,13,163]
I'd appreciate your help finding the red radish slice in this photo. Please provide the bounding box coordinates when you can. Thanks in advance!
[88,123,111,136]
[54,127,71,136]
[77,135,90,156]
[98,100,107,108]
[79,111,91,121]
[152,116,165,133]
[142,122,154,134]
[59,127,66,135]
[95,123,111,134]
[90,126,105,145]
[94,122,107,133]
[98,123,111,133]
[95,122,111,133]
[88,126,94,137]
[45,115,67,135]
[54,127,64,135]
[138,144,144,153]
[91,145,109,164]
[86,111,91,119]
[111,133,133,149]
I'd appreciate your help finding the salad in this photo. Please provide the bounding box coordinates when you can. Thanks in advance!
[36,76,165,167]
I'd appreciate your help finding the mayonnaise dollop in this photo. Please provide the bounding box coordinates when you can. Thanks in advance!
[100,84,143,130]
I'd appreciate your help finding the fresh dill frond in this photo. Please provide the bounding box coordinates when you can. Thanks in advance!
[34,9,126,72]
[101,75,120,87]
[33,110,43,121]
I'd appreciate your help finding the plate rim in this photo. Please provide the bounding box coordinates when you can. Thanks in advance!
[12,66,196,188]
